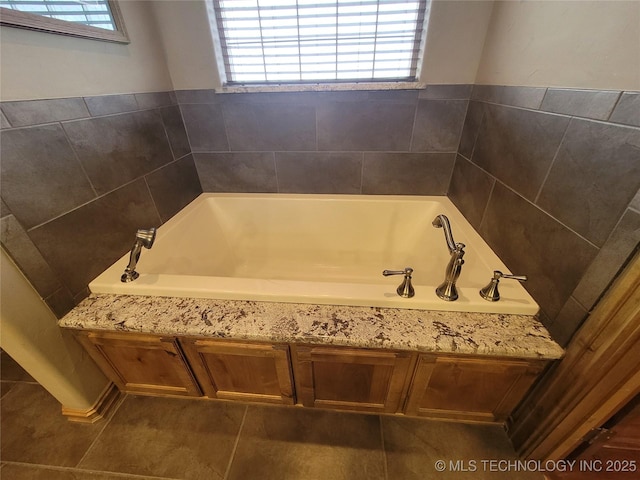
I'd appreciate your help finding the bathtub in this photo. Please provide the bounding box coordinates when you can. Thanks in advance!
[89,194,538,315]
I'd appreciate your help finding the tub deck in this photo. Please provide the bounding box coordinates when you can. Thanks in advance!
[89,194,539,315]
[60,294,563,360]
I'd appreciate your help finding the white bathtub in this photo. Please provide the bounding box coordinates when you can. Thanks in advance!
[89,194,538,315]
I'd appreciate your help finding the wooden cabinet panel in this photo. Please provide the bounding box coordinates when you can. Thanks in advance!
[180,338,295,405]
[405,354,545,423]
[74,331,201,397]
[292,345,415,413]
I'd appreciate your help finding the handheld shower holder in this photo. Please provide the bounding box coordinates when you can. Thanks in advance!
[121,228,157,283]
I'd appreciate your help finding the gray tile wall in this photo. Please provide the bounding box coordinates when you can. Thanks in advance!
[449,85,640,346]
[177,86,471,195]
[0,93,202,318]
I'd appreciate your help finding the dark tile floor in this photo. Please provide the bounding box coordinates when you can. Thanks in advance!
[1,352,542,480]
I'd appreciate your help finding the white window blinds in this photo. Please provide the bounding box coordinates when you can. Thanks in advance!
[0,0,117,31]
[213,0,429,84]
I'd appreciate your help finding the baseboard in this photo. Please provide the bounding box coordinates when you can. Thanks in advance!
[61,382,121,423]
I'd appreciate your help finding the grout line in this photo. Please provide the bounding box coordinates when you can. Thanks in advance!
[478,178,496,233]
[143,177,164,225]
[74,393,127,469]
[273,152,280,193]
[2,460,183,480]
[223,405,248,480]
[605,91,623,122]
[379,415,389,480]
[159,107,178,161]
[177,104,196,156]
[59,121,99,198]
[533,117,572,203]
[359,151,365,194]
[407,98,420,152]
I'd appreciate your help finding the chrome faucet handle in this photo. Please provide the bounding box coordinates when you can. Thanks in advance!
[479,270,527,302]
[383,267,415,298]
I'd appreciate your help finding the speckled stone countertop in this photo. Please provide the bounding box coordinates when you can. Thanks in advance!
[59,294,564,360]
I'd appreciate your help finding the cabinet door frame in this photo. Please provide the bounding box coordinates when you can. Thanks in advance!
[74,330,202,397]
[180,338,295,405]
[405,353,545,423]
[292,344,415,413]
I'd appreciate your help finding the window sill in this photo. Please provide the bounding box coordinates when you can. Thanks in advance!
[218,81,427,94]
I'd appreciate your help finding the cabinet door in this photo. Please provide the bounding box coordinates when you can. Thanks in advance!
[292,345,415,413]
[74,331,201,397]
[180,338,295,405]
[405,354,545,423]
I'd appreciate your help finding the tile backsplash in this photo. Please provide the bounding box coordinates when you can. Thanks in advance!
[450,85,640,345]
[177,86,471,195]
[0,93,201,317]
[2,84,638,351]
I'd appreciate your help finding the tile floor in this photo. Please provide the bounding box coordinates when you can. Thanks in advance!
[1,351,542,480]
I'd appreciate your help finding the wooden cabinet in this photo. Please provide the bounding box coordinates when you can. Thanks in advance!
[74,331,201,397]
[180,338,295,405]
[73,329,550,424]
[404,354,545,423]
[292,345,415,413]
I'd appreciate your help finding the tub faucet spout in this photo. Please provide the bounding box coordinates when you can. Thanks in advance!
[121,228,156,283]
[432,215,465,301]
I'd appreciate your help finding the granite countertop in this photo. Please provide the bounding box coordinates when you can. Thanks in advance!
[59,294,564,360]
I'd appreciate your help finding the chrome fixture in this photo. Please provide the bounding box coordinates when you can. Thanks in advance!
[121,228,157,283]
[383,267,415,298]
[432,215,465,301]
[480,270,527,302]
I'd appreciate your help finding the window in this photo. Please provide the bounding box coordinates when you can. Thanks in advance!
[213,0,429,85]
[0,0,128,43]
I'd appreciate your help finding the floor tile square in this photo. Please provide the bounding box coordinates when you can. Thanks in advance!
[1,383,104,467]
[78,396,246,480]
[382,416,542,480]
[227,405,385,480]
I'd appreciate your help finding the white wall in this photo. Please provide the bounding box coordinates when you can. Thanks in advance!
[476,0,640,90]
[150,0,223,91]
[420,0,494,84]
[0,249,109,410]
[0,0,173,101]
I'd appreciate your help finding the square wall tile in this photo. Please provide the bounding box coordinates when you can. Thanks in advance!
[63,110,174,195]
[317,101,415,151]
[160,105,191,159]
[540,88,620,120]
[276,152,362,193]
[547,297,589,347]
[84,94,138,116]
[457,101,485,160]
[134,91,175,109]
[447,155,495,230]
[1,97,89,127]
[28,179,161,295]
[175,89,219,104]
[1,109,11,129]
[609,92,640,127]
[1,124,96,228]
[145,155,202,222]
[572,208,640,311]
[419,84,473,100]
[480,183,598,319]
[224,102,316,151]
[472,104,570,201]
[499,86,547,109]
[362,152,455,195]
[181,103,229,152]
[537,119,640,247]
[194,152,277,193]
[411,99,467,152]
[1,214,62,298]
